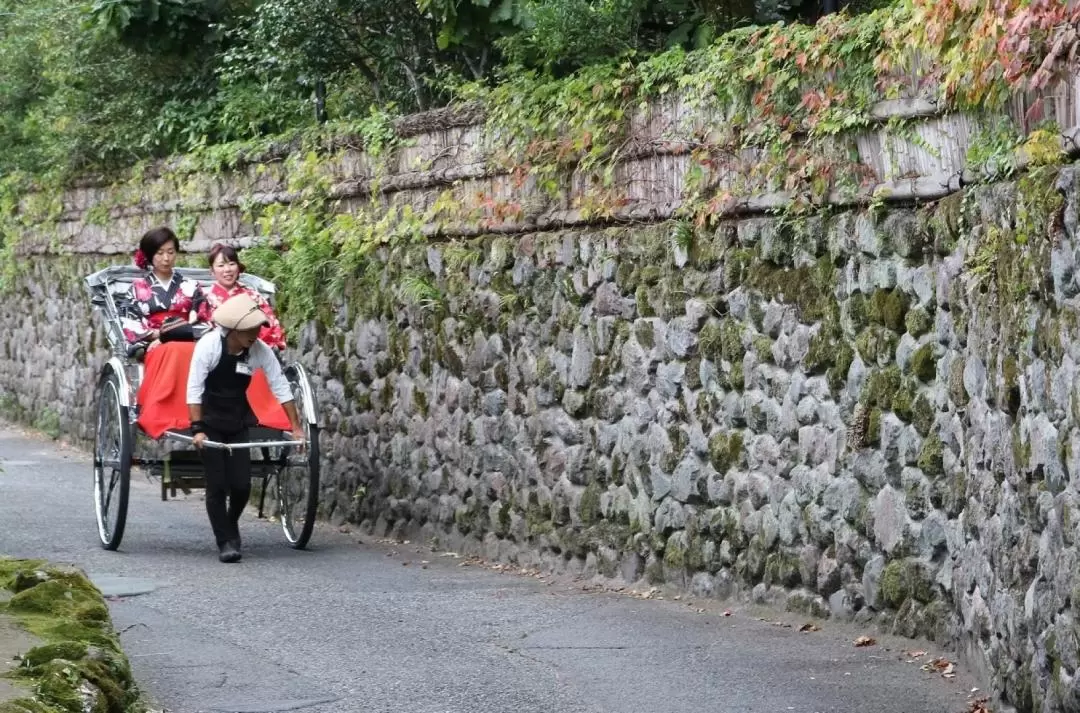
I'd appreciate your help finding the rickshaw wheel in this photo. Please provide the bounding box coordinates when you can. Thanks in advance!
[277,364,320,549]
[93,370,131,551]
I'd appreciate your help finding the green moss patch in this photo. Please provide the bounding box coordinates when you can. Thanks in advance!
[880,559,936,609]
[905,306,934,338]
[909,344,937,383]
[867,288,910,332]
[708,431,744,475]
[0,559,141,713]
[855,326,898,366]
[745,255,836,323]
[861,366,902,412]
[917,434,945,478]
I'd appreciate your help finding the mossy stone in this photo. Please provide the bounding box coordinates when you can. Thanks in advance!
[645,557,666,584]
[0,561,138,713]
[663,534,688,570]
[909,344,937,382]
[723,248,754,289]
[867,408,882,446]
[640,265,662,285]
[685,357,703,390]
[728,362,745,391]
[855,326,898,366]
[635,286,655,318]
[827,343,854,393]
[708,431,744,474]
[633,320,654,349]
[880,559,935,608]
[698,320,723,362]
[719,319,744,363]
[861,365,902,412]
[905,306,934,338]
[868,288,910,332]
[917,434,945,478]
[912,394,935,436]
[764,552,801,587]
[846,292,869,331]
[805,303,843,375]
[948,357,967,406]
[20,642,88,668]
[745,255,836,323]
[752,335,774,363]
[891,383,915,423]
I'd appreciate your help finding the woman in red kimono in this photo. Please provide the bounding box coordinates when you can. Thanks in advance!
[121,227,211,357]
[199,243,286,351]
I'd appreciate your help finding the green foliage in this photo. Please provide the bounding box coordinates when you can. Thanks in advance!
[0,0,901,182]
[88,0,236,54]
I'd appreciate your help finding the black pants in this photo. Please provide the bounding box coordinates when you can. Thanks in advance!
[200,427,251,548]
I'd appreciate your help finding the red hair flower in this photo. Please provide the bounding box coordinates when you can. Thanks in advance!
[133,249,148,269]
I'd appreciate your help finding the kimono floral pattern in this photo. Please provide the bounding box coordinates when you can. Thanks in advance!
[199,283,287,350]
[121,272,208,344]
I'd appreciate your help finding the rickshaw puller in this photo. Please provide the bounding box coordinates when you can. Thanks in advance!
[186,294,305,563]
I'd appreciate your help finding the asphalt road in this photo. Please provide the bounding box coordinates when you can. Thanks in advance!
[0,423,985,713]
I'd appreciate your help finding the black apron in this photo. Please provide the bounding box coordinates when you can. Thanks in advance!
[201,336,256,435]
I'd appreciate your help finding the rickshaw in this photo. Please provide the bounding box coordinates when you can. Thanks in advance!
[84,266,321,551]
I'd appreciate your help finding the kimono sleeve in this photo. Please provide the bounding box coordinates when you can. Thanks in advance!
[249,287,287,350]
[120,279,153,344]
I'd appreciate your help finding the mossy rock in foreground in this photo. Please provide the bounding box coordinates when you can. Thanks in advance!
[0,558,141,713]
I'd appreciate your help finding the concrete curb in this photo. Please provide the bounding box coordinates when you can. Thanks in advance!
[0,558,143,713]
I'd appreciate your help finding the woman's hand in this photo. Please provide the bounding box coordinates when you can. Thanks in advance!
[192,433,207,449]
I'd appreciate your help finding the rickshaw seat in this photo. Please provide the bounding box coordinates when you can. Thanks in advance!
[135,341,292,439]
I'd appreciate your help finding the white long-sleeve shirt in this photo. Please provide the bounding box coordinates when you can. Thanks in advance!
[186,329,294,405]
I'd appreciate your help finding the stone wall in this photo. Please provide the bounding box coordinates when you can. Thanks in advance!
[6,154,1080,712]
[0,256,108,441]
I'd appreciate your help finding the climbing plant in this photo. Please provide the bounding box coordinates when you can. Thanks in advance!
[3,0,1079,318]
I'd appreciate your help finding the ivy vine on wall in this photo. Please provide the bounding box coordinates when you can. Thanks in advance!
[1,0,1077,323]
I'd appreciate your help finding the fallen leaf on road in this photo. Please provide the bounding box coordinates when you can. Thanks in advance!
[631,587,661,600]
[854,636,877,647]
[338,526,351,533]
[696,608,705,613]
[922,657,952,673]
[723,610,732,617]
[967,697,991,713]
[799,623,820,633]
[904,650,927,659]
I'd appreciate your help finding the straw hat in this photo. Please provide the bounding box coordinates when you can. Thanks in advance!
[213,294,269,331]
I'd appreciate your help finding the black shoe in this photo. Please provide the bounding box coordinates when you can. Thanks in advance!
[218,541,241,563]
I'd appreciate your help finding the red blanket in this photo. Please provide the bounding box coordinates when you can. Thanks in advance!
[135,341,292,439]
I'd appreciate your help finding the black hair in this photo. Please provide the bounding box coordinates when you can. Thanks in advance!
[208,242,245,272]
[138,227,180,267]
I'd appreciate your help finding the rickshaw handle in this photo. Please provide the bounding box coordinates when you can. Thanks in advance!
[164,431,305,452]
